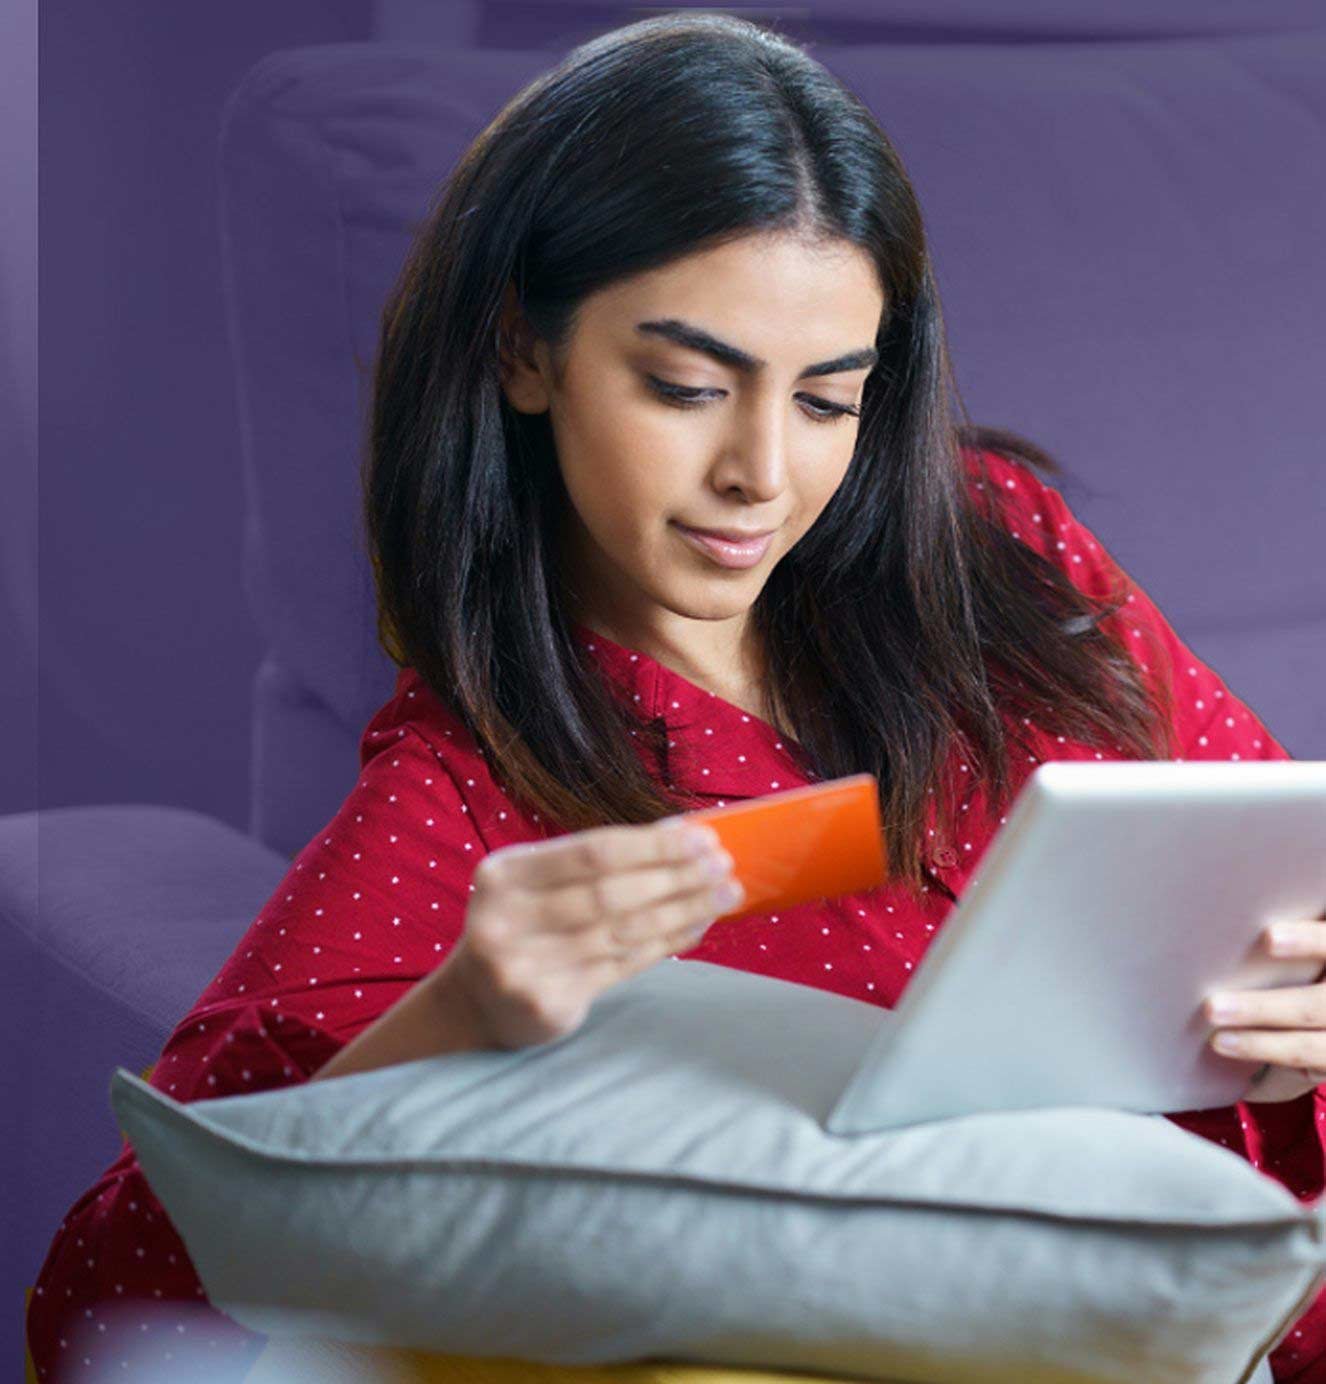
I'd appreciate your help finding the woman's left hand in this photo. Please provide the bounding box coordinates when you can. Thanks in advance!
[1206,912,1326,1104]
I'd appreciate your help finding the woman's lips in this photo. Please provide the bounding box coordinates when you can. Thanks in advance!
[672,521,775,569]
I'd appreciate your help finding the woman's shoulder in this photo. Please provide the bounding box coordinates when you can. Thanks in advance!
[356,666,562,854]
[961,444,1061,546]
[359,667,484,773]
[960,443,1120,599]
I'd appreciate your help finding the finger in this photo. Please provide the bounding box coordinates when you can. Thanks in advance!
[482,871,729,1000]
[594,847,736,931]
[580,883,736,982]
[529,850,737,943]
[1264,919,1326,956]
[1205,983,1326,1030]
[483,817,721,892]
[1210,1028,1326,1069]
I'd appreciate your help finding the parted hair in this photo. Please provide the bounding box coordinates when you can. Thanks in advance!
[362,11,1175,905]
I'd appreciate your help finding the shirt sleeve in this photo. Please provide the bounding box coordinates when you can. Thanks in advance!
[26,725,483,1382]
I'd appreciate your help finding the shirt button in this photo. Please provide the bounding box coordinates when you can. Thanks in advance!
[932,846,958,868]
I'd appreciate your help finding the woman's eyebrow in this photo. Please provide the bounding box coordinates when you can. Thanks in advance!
[635,318,878,379]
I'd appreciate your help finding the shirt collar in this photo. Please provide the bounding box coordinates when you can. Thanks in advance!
[571,620,817,800]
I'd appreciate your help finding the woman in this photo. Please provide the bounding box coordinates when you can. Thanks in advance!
[27,13,1326,1382]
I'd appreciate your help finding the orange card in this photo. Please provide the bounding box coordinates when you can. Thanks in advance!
[678,773,886,922]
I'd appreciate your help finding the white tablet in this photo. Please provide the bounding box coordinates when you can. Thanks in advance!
[825,760,1326,1136]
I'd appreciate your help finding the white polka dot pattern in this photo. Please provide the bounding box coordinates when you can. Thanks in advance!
[27,446,1314,1381]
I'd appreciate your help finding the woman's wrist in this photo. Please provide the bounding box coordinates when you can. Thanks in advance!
[309,944,495,1082]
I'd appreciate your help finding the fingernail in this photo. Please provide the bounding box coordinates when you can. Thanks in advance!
[1207,994,1244,1022]
[715,879,744,908]
[1213,1032,1245,1054]
[701,851,732,879]
[1268,925,1301,954]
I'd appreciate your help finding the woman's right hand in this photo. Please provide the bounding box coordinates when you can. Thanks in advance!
[446,817,744,1050]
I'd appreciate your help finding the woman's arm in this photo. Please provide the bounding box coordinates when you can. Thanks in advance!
[309,941,492,1081]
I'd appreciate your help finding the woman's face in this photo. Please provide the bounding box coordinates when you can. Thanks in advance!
[498,229,885,674]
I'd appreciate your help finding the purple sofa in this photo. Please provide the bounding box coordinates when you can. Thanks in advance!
[9,5,1325,1374]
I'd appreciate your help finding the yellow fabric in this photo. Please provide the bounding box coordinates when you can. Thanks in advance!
[245,1337,866,1382]
[383,1357,850,1383]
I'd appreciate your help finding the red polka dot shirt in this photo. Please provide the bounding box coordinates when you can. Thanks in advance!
[27,449,1324,1382]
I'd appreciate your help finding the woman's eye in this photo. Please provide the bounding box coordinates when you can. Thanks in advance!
[645,375,859,424]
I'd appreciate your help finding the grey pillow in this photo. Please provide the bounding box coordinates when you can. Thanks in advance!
[109,957,1322,1383]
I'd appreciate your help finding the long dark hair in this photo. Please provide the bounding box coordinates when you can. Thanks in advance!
[364,12,1176,905]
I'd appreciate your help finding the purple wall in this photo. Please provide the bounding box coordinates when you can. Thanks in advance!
[1,0,36,817]
[23,0,373,827]
[14,0,1325,832]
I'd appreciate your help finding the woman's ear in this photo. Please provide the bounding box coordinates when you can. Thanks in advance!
[497,279,552,414]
